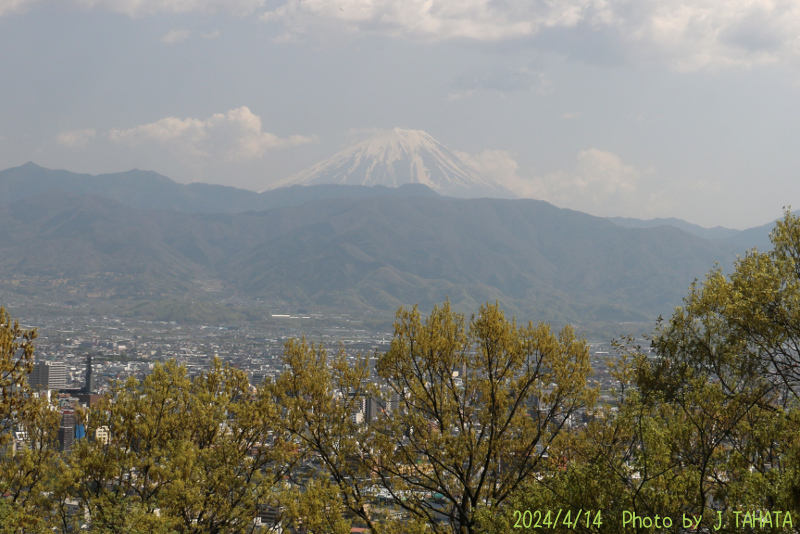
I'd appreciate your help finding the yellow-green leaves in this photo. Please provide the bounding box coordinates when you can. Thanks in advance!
[280,302,594,534]
[0,308,60,534]
[68,358,284,533]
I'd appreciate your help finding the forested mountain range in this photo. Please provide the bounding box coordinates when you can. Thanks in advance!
[606,215,776,251]
[0,162,438,213]
[0,163,774,329]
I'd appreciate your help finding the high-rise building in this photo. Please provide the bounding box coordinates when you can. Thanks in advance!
[366,396,391,422]
[365,396,378,422]
[390,391,401,414]
[29,361,67,390]
[59,408,76,452]
[83,353,95,394]
[350,393,366,424]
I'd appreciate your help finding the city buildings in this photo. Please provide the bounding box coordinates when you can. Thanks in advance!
[29,361,67,390]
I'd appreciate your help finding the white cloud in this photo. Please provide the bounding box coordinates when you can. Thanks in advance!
[456,149,525,187]
[72,0,265,17]
[629,0,800,70]
[0,0,38,16]
[526,149,650,215]
[261,0,585,41]
[56,128,96,149]
[161,28,191,43]
[260,0,800,70]
[109,107,314,161]
[6,0,799,70]
[568,148,640,199]
[203,29,221,39]
[465,148,671,218]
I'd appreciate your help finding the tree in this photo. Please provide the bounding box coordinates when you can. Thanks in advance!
[0,307,61,534]
[634,210,800,521]
[270,336,385,534]
[275,302,595,534]
[496,211,800,533]
[64,358,286,533]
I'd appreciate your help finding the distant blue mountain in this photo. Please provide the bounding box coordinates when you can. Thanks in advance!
[607,216,741,240]
[606,214,787,252]
[0,162,439,213]
[0,163,782,330]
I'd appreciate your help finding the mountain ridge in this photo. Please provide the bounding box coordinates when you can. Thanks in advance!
[0,162,782,331]
[3,162,781,244]
[606,216,741,240]
[0,190,748,329]
[0,162,440,213]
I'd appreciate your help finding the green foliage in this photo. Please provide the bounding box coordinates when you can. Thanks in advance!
[1,187,742,329]
[275,302,595,534]
[270,337,374,533]
[497,210,800,533]
[0,308,61,534]
[65,358,285,533]
[9,202,800,534]
[633,210,800,522]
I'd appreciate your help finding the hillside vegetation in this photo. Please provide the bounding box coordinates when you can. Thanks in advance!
[0,188,743,329]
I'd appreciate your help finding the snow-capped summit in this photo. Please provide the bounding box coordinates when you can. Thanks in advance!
[262,128,517,198]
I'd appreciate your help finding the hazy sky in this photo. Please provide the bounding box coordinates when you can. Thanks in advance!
[1,0,799,229]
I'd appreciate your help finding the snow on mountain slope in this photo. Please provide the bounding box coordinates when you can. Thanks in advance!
[262,129,517,198]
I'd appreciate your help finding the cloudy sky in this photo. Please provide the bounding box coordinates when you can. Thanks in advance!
[1,0,799,228]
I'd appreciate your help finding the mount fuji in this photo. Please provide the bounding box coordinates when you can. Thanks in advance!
[262,129,517,199]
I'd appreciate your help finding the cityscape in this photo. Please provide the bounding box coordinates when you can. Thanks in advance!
[4,0,800,532]
[19,307,626,452]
